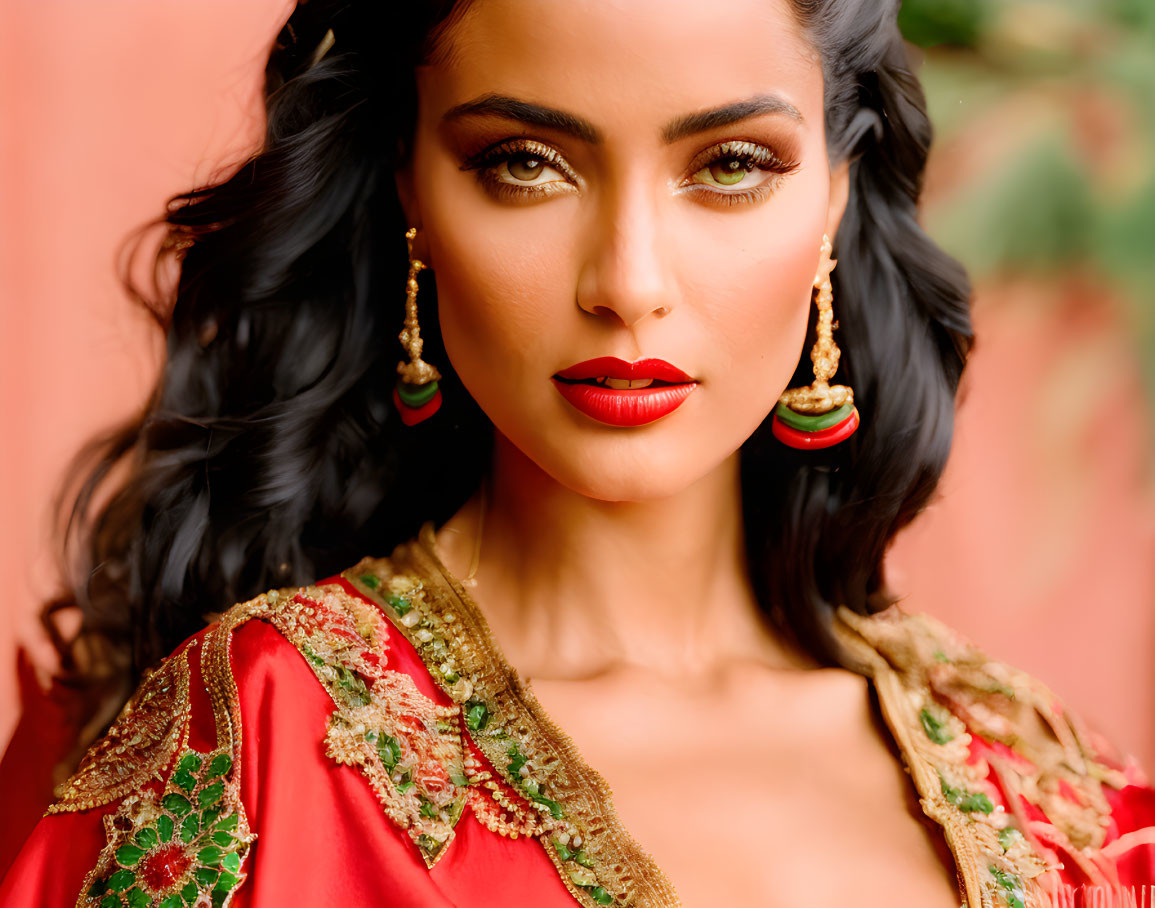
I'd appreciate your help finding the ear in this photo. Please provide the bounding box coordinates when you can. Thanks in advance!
[825,157,851,242]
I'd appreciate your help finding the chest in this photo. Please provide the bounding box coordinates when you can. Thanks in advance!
[524,672,964,908]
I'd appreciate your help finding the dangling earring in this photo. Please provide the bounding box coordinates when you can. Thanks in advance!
[393,227,443,426]
[772,233,860,449]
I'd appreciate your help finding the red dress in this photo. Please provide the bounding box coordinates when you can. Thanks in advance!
[1,522,1152,907]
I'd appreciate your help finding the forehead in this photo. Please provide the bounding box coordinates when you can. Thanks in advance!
[421,0,823,134]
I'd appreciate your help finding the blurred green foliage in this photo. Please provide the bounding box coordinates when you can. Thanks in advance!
[899,0,1155,396]
[899,0,989,49]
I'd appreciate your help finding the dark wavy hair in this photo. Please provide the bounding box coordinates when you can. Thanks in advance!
[47,0,972,730]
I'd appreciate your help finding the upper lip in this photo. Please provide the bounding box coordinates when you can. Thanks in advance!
[554,356,695,383]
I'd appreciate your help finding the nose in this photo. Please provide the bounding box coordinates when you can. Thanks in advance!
[575,184,677,328]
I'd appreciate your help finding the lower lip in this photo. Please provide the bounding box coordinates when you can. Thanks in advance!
[551,379,697,427]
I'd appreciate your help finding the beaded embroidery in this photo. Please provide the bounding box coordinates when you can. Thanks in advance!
[49,527,1141,908]
[832,605,1132,908]
[202,582,548,869]
[75,748,253,908]
[251,583,478,867]
[54,619,256,908]
[49,649,192,814]
[343,526,683,908]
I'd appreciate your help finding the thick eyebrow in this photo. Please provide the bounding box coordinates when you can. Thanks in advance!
[661,94,804,143]
[442,93,602,144]
[441,92,803,146]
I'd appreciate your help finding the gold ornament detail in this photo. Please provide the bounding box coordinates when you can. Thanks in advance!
[48,648,192,814]
[778,233,854,415]
[832,605,1130,907]
[345,527,684,908]
[396,227,442,387]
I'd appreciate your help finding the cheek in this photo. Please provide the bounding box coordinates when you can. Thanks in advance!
[407,113,829,500]
[673,154,832,433]
[695,231,818,406]
[435,253,548,371]
[417,180,576,415]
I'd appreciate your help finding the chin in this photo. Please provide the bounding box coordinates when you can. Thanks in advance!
[553,463,699,503]
[484,382,777,502]
[517,418,741,503]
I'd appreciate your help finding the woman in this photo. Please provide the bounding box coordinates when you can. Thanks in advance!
[1,0,1152,905]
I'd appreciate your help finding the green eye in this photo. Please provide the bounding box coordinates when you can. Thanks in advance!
[705,158,751,186]
[681,140,801,205]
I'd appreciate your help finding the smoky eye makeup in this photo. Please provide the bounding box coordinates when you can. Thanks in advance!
[456,133,802,206]
[678,139,802,206]
[459,138,583,202]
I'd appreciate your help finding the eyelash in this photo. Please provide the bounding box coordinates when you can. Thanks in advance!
[683,140,801,206]
[458,137,800,206]
[460,139,581,202]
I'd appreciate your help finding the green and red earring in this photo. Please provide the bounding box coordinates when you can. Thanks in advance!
[771,234,860,449]
[393,227,443,426]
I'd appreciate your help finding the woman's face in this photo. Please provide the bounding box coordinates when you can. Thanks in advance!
[398,0,849,501]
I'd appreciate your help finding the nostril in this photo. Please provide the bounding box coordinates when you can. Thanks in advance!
[589,305,633,327]
[588,304,670,323]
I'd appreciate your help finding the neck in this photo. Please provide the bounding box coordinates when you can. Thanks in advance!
[433,431,819,685]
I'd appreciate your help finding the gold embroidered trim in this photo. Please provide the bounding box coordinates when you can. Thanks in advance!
[343,522,683,908]
[73,746,255,908]
[63,595,264,908]
[833,619,989,906]
[833,604,1126,908]
[252,583,477,868]
[202,583,540,869]
[49,647,193,814]
[200,596,262,848]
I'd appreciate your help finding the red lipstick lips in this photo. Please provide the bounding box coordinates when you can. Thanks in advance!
[552,356,697,427]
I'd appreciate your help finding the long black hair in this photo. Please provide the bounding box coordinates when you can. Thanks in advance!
[49,0,972,724]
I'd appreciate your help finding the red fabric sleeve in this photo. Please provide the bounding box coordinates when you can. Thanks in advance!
[222,619,456,907]
[1102,778,1155,885]
[224,602,572,907]
[0,614,573,908]
[0,630,209,908]
[0,805,115,906]
[0,621,453,908]
[0,648,90,882]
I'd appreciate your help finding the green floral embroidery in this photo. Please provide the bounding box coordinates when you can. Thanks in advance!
[941,776,995,815]
[919,706,955,745]
[997,826,1024,852]
[506,742,564,819]
[262,585,474,870]
[464,700,489,732]
[988,865,1027,908]
[366,569,623,906]
[554,839,614,904]
[81,749,252,908]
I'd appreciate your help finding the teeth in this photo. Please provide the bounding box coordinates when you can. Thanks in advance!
[602,377,654,390]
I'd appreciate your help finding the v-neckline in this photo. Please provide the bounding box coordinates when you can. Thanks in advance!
[368,521,682,906]
[350,520,990,908]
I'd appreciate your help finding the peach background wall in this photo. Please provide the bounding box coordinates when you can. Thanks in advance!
[0,0,294,752]
[1,0,1152,772]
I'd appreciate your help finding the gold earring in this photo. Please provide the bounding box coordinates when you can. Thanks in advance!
[393,227,443,426]
[771,233,860,449]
